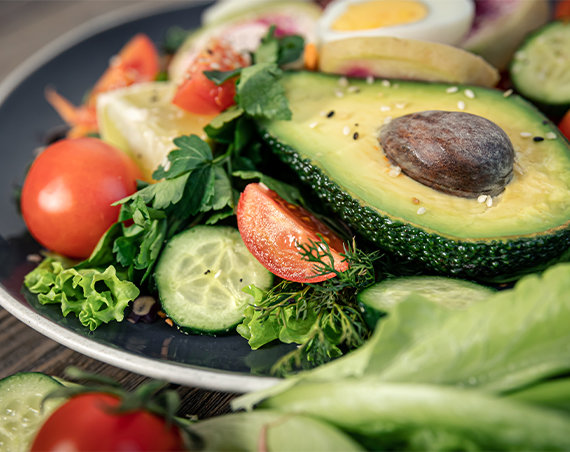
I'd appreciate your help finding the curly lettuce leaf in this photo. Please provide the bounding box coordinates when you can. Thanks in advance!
[24,258,139,331]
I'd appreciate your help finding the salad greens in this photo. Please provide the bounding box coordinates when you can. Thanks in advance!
[228,263,570,451]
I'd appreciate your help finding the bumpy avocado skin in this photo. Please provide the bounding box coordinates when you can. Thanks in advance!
[263,133,569,281]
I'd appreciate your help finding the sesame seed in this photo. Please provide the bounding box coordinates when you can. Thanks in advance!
[520,132,532,138]
[417,207,426,215]
[477,195,487,203]
[545,132,557,140]
[486,197,493,208]
[457,100,465,110]
[464,89,475,99]
[380,105,391,112]
[503,89,513,97]
[343,125,351,136]
[319,110,327,117]
[446,86,458,94]
[388,166,401,177]
[348,85,360,93]
[395,102,407,109]
[381,79,391,87]
[335,90,344,98]
[353,132,359,140]
[308,121,319,129]
[383,116,393,125]
[327,110,335,118]
[338,76,349,87]
[366,75,374,84]
[533,136,544,142]
[209,62,220,70]
[214,270,222,279]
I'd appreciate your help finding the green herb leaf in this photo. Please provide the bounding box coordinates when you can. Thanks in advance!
[152,134,213,180]
[237,63,291,120]
[204,68,242,85]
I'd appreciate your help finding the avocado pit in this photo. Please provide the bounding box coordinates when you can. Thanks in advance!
[379,110,515,198]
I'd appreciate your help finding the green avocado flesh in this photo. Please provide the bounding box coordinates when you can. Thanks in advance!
[259,71,570,280]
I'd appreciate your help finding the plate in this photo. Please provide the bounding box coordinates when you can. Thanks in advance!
[0,0,287,393]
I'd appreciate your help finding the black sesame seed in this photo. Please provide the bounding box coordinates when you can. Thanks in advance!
[326,110,335,118]
[533,136,544,142]
[204,269,211,275]
[353,132,359,140]
[542,120,549,125]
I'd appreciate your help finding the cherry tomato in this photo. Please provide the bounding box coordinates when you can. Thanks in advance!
[46,34,160,137]
[30,393,184,452]
[237,183,348,283]
[172,39,248,115]
[20,138,141,259]
[555,0,570,20]
[559,110,570,141]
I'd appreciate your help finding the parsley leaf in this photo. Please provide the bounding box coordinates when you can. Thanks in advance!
[237,63,291,120]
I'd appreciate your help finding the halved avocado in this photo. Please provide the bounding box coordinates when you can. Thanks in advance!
[258,71,570,281]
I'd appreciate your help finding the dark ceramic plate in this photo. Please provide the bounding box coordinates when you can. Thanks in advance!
[0,1,287,392]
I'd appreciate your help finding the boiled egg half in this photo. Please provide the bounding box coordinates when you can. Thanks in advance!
[318,0,474,46]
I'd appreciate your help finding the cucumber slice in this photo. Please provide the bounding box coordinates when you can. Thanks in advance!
[510,21,570,109]
[358,276,494,325]
[155,225,273,334]
[0,372,64,451]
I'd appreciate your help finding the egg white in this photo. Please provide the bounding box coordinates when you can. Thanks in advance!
[318,0,474,46]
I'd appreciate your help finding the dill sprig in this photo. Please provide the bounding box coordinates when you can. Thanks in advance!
[245,238,381,376]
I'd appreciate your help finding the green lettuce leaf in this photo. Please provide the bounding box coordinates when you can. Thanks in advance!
[24,258,139,331]
[258,380,570,451]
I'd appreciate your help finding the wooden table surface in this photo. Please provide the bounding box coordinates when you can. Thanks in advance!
[0,0,236,421]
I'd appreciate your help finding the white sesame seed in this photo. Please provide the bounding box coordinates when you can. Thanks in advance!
[395,102,407,109]
[383,116,393,125]
[338,76,349,87]
[319,110,327,117]
[417,207,426,215]
[464,89,475,99]
[477,195,487,203]
[388,165,401,177]
[366,75,374,84]
[335,90,344,98]
[503,89,513,97]
[380,105,391,112]
[381,79,391,87]
[348,85,360,93]
[545,132,557,140]
[520,132,532,138]
[486,197,493,208]
[343,125,351,136]
[446,86,458,94]
[214,270,222,279]
[27,254,43,263]
[457,100,466,110]
[308,121,319,129]
[209,62,221,70]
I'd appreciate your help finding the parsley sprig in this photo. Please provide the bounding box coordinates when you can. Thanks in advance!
[238,239,382,376]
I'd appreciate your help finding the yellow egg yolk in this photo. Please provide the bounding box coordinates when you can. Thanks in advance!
[332,0,428,31]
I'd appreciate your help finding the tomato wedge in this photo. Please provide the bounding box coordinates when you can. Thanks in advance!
[237,183,348,283]
[47,34,160,137]
[172,39,248,115]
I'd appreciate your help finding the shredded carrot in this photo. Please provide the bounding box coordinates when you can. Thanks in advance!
[45,87,98,136]
[303,42,319,71]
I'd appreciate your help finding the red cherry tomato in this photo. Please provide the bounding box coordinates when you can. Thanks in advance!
[555,0,570,20]
[30,393,184,452]
[559,110,570,141]
[46,33,160,137]
[21,138,141,259]
[172,39,248,115]
[237,183,348,283]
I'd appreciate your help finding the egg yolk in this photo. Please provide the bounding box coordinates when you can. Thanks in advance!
[332,0,428,31]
